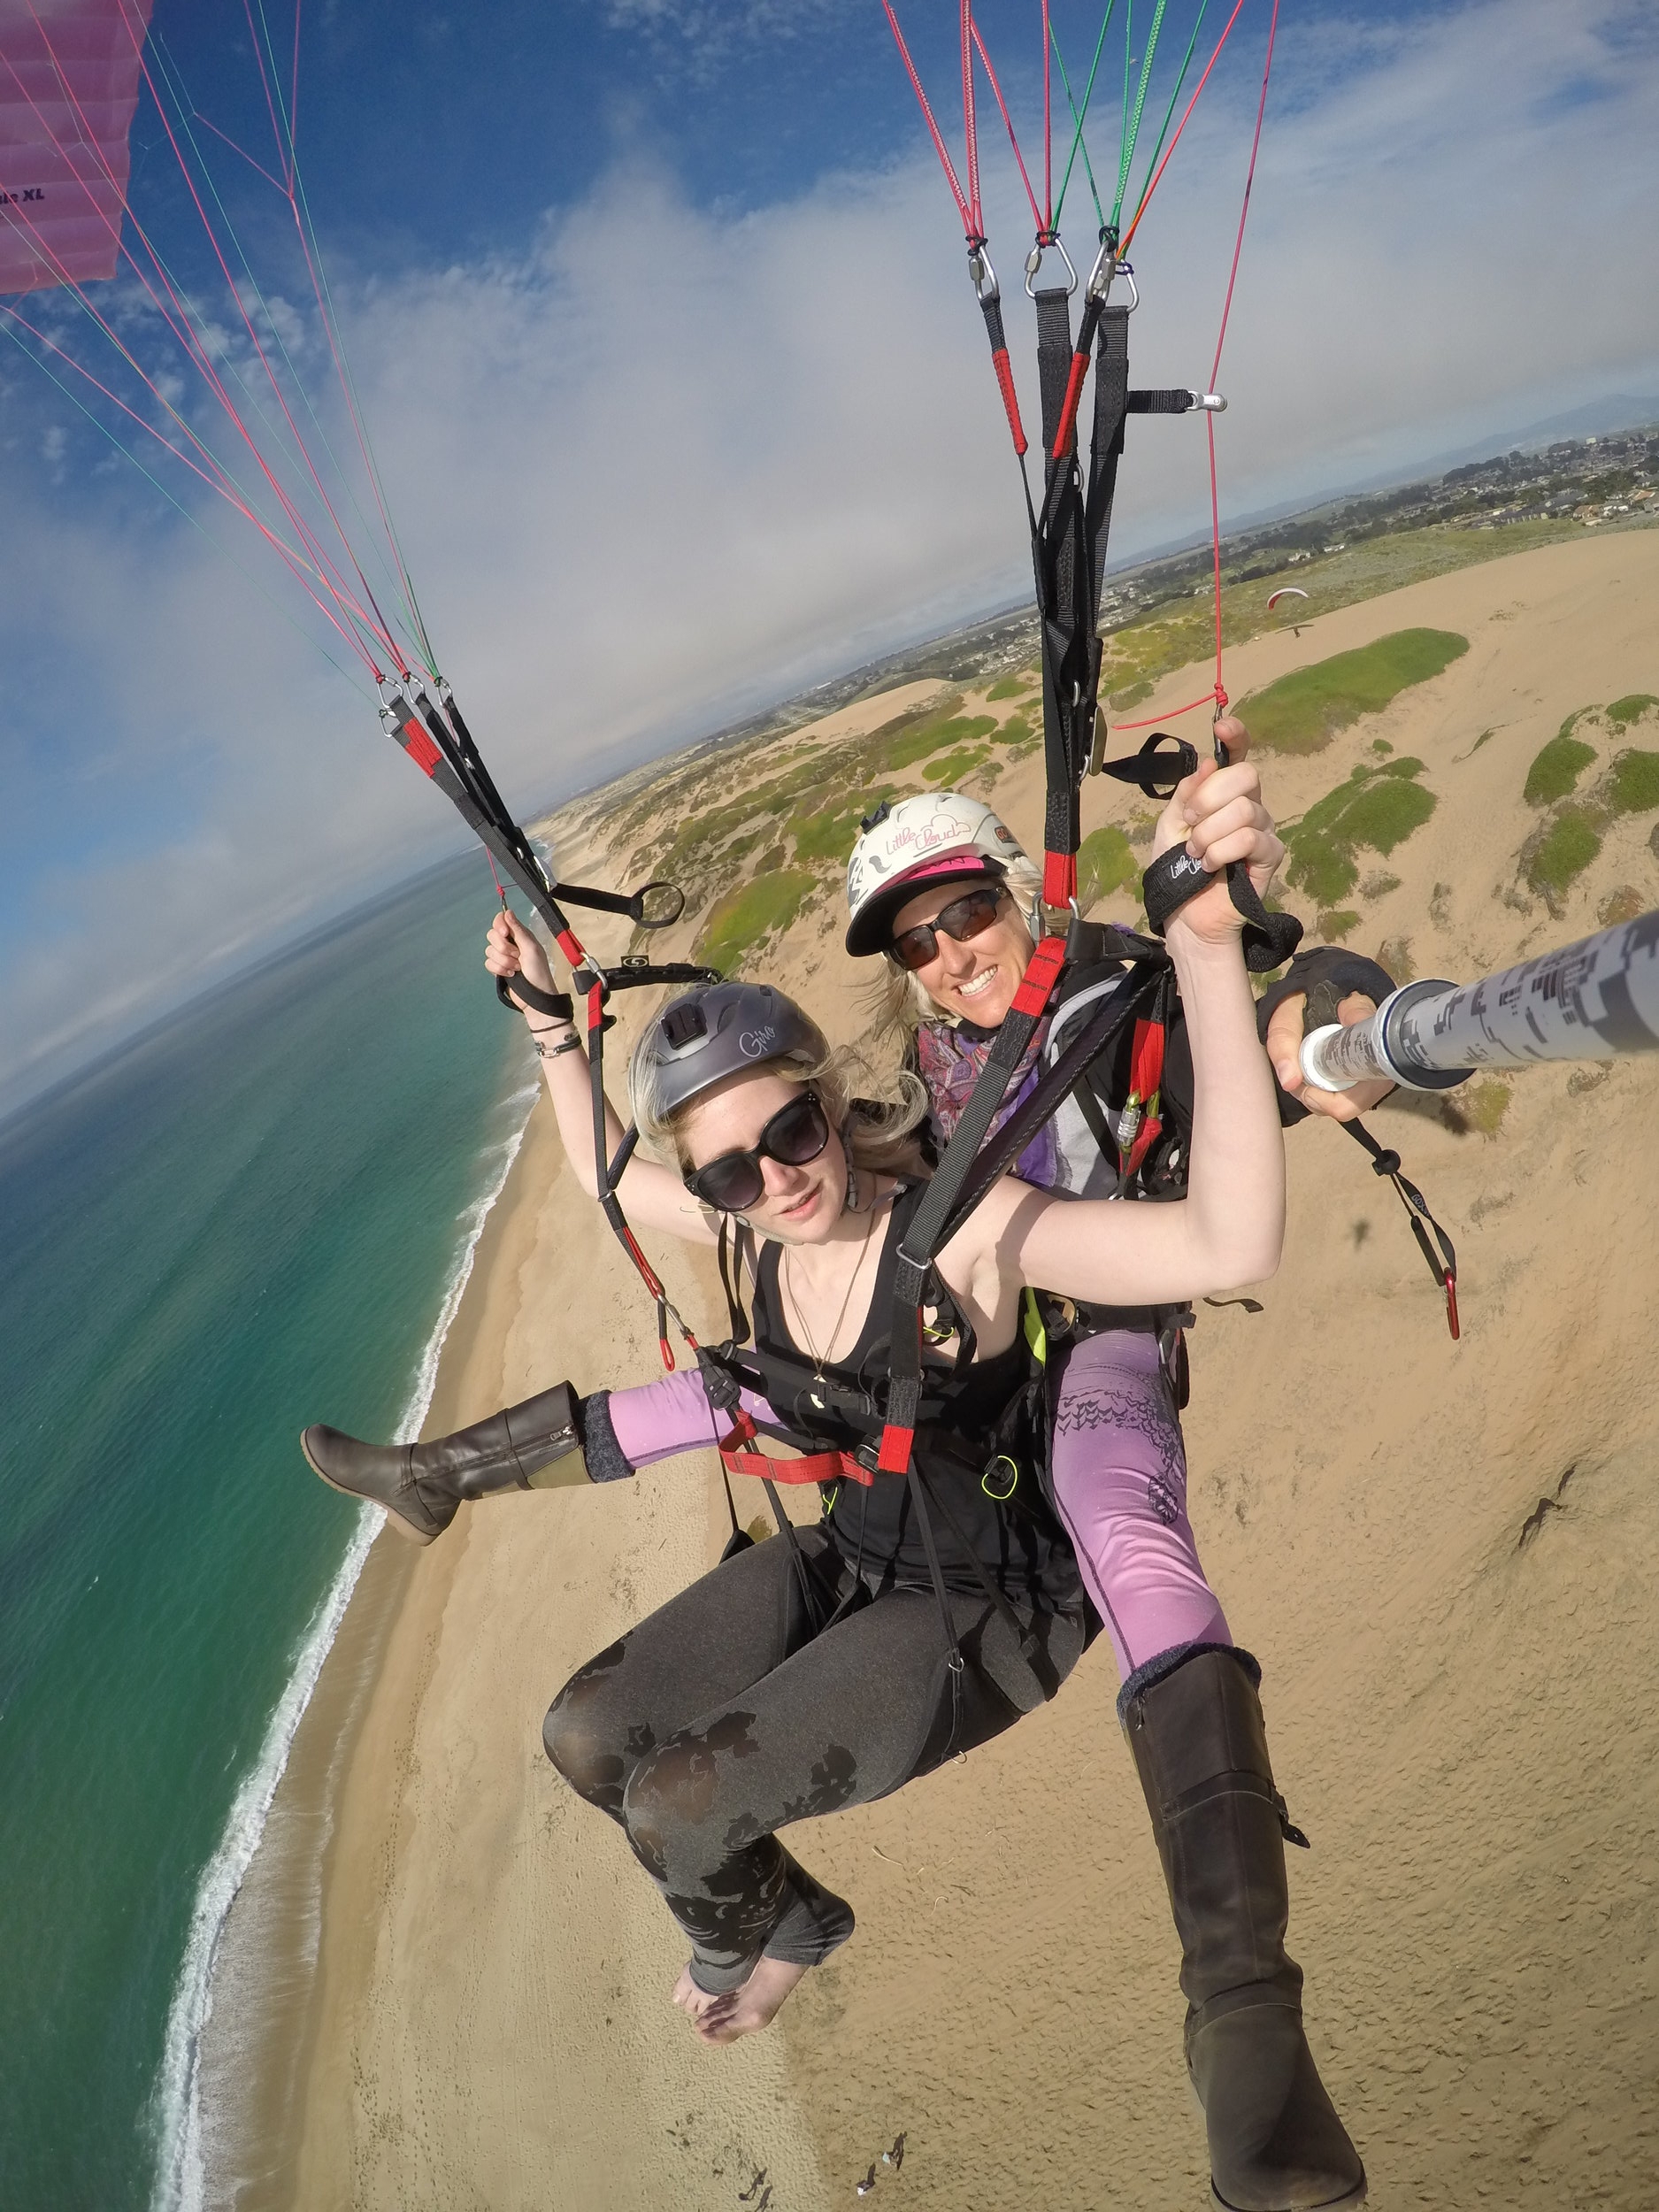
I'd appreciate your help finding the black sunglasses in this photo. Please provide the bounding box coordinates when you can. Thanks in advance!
[682,1090,832,1212]
[889,885,1008,972]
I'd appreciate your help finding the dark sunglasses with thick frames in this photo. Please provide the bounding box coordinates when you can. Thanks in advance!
[681,1090,832,1213]
[889,884,1009,972]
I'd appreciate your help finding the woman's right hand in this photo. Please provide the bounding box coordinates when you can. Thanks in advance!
[486,909,558,1010]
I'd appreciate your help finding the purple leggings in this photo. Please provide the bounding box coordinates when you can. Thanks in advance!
[602,1329,1227,1686]
[1048,1326,1228,1682]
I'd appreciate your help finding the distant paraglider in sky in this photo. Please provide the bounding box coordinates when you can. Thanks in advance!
[1266,582,1309,634]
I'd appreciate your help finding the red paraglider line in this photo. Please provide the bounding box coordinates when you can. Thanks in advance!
[0,297,386,672]
[99,0,409,662]
[187,106,289,195]
[1115,0,1282,733]
[1041,0,1053,232]
[240,0,435,671]
[1205,0,1280,707]
[127,24,403,659]
[7,4,402,666]
[970,20,1045,239]
[960,0,981,235]
[241,0,291,194]
[882,3,973,234]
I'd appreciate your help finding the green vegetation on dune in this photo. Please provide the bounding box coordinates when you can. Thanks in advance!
[923,746,991,785]
[696,869,816,973]
[1608,749,1659,816]
[869,709,997,777]
[791,789,896,862]
[1236,630,1469,755]
[1525,808,1602,904]
[1316,909,1361,941]
[1525,720,1597,805]
[1607,694,1659,731]
[986,672,1035,702]
[1283,758,1438,905]
[1076,825,1139,911]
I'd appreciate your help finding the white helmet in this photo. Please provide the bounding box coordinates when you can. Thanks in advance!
[844,792,1028,956]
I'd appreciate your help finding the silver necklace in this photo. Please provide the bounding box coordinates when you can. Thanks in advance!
[785,1187,876,1394]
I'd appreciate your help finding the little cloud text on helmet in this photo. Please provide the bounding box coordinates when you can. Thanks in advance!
[844,792,1026,956]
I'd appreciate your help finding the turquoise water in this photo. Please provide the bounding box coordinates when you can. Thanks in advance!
[0,856,534,2211]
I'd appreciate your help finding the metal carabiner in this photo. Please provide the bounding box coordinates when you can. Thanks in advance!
[966,239,1001,306]
[1085,237,1139,311]
[1025,232,1078,297]
[1192,390,1227,411]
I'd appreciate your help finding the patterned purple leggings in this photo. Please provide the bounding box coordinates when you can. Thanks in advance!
[1048,1326,1229,1681]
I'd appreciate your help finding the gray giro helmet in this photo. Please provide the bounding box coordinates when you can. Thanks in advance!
[629,981,827,1125]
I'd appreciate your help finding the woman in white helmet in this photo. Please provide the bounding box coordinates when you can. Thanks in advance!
[838,730,1391,2212]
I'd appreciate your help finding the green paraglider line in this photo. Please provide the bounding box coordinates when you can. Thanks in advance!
[0,311,373,701]
[1111,0,1171,230]
[1123,0,1213,238]
[1050,5,1116,232]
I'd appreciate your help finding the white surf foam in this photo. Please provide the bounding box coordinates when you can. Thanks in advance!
[149,1085,538,2212]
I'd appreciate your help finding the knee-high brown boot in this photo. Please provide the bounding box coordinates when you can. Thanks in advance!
[301,1381,589,1544]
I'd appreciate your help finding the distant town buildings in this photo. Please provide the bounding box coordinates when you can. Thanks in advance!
[1095,423,1658,632]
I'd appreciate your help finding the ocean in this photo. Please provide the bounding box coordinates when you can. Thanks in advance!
[0,854,537,2211]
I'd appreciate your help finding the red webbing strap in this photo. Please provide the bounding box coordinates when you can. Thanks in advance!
[1042,850,1078,908]
[719,1440,874,1489]
[1010,932,1068,1018]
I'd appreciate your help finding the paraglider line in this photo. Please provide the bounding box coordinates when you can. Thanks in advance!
[1049,6,1116,232]
[969,22,1045,238]
[882,4,973,233]
[1118,0,1248,257]
[0,310,375,694]
[7,10,403,665]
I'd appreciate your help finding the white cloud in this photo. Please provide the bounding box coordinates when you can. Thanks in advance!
[2,0,1655,1113]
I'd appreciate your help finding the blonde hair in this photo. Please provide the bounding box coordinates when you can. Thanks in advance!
[633,1032,930,1183]
[859,854,1042,1058]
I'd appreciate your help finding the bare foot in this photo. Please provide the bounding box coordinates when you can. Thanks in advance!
[669,1955,809,2046]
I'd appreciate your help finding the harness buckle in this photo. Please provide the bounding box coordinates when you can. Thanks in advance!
[1191,390,1227,411]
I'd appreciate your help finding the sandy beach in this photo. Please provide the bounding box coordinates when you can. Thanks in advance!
[270,526,1659,2208]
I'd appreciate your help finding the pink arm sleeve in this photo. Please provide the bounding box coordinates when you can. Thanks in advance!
[603,1368,777,1471]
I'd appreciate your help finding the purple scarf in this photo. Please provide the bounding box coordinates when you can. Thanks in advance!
[916,1018,1060,1191]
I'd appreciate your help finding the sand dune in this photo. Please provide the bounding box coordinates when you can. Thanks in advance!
[287,527,1659,2208]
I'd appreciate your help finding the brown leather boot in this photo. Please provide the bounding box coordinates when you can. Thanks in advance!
[1123,1645,1366,2211]
[301,1381,588,1544]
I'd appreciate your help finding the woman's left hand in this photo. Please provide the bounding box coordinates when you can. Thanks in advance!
[1150,738,1284,949]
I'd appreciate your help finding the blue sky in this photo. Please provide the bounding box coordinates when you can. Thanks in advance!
[2,0,1657,1112]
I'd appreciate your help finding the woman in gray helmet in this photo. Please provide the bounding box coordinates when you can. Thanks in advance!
[300,756,1320,2122]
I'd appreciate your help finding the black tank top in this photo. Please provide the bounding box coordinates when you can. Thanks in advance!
[749,1180,1081,1606]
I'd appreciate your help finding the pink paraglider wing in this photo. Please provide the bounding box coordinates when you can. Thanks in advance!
[0,0,155,297]
[1265,586,1309,612]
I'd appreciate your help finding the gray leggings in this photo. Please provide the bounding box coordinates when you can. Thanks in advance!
[542,1525,1087,1993]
